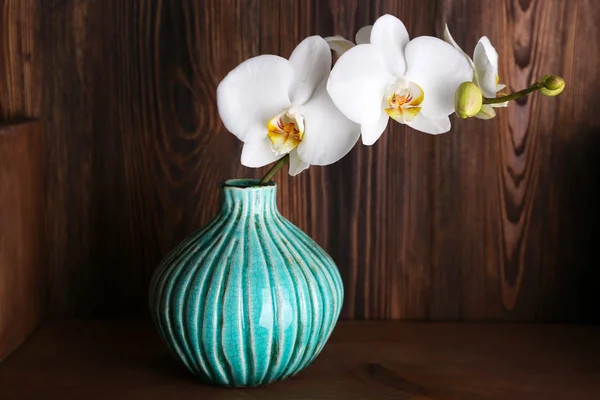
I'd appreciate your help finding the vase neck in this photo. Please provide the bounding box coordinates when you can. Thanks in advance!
[220,179,278,215]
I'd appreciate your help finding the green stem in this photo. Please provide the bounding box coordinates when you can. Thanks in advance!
[483,81,545,104]
[259,154,290,185]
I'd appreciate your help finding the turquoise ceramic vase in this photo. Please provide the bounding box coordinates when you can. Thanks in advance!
[149,179,344,387]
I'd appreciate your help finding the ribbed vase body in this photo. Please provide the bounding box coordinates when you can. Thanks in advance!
[149,179,344,387]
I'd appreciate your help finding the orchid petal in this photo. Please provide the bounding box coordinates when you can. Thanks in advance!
[324,35,355,56]
[289,150,310,176]
[297,81,360,165]
[443,24,475,69]
[404,36,472,119]
[241,137,283,168]
[370,14,409,76]
[327,44,395,126]
[356,25,372,44]
[406,113,451,135]
[289,36,332,106]
[361,106,389,145]
[443,24,462,52]
[496,83,506,91]
[473,37,499,98]
[475,104,497,120]
[217,55,293,143]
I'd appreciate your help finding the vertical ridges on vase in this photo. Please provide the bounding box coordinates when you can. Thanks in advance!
[275,217,327,374]
[149,181,343,387]
[200,202,241,385]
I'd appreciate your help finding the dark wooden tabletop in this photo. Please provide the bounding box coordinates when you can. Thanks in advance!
[0,321,598,399]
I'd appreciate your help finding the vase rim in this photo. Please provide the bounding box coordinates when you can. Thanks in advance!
[221,178,276,189]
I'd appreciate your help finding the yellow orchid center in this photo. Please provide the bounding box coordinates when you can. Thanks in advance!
[267,111,304,155]
[384,80,424,124]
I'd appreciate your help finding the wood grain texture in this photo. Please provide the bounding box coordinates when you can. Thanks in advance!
[1,320,599,399]
[0,0,40,120]
[0,121,45,362]
[28,0,600,319]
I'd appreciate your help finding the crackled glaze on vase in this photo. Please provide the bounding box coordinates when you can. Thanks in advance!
[149,179,344,387]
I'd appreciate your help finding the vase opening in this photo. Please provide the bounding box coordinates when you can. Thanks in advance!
[222,178,276,188]
[220,179,278,213]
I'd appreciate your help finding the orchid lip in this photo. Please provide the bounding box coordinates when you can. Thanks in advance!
[267,111,305,155]
[384,78,424,124]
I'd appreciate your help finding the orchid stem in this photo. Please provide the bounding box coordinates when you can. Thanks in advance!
[483,81,544,104]
[259,154,290,185]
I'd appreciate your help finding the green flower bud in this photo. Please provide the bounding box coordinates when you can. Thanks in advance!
[454,82,483,119]
[540,75,565,96]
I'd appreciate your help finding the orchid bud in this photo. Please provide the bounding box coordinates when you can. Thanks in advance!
[454,82,483,119]
[541,75,565,97]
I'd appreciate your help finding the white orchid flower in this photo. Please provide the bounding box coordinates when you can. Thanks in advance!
[324,25,372,56]
[326,14,472,145]
[217,36,360,176]
[443,25,507,120]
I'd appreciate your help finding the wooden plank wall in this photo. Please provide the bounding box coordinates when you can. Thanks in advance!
[0,0,39,119]
[4,0,600,320]
[0,121,45,362]
[0,0,44,360]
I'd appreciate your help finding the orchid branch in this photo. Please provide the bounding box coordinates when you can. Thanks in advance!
[259,155,290,185]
